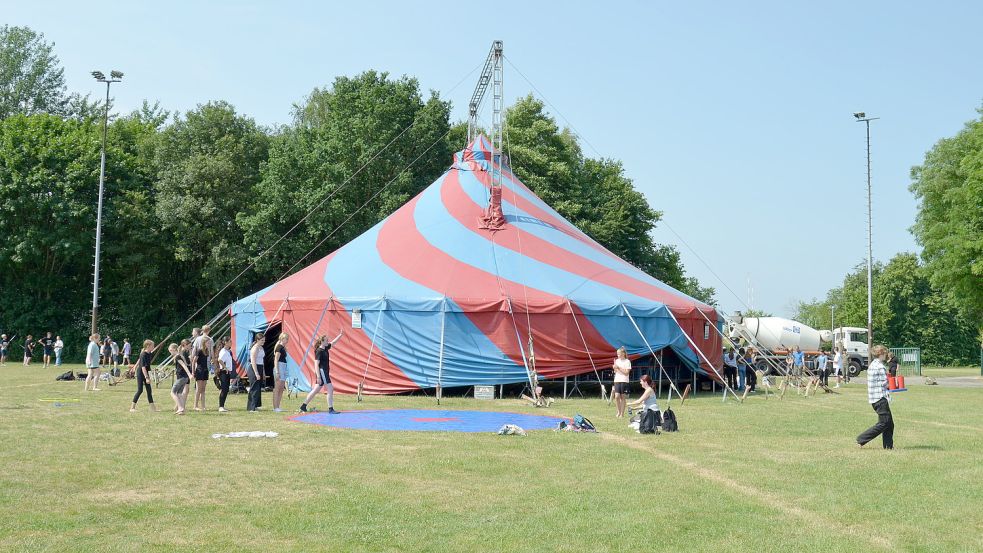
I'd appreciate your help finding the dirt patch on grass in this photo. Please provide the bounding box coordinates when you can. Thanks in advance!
[601,432,896,551]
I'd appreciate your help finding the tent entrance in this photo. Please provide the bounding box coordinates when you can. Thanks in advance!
[259,323,281,389]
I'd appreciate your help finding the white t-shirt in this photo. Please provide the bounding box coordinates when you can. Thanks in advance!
[54,339,64,352]
[218,348,234,372]
[613,358,631,383]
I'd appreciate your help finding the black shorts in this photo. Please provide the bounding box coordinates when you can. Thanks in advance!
[44,347,54,356]
[194,368,209,381]
[613,382,630,394]
[318,368,331,385]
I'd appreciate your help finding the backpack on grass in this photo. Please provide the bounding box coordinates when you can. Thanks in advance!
[55,370,75,381]
[661,408,678,432]
[572,414,597,432]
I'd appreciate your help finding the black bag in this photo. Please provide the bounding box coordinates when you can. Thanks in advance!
[661,407,678,432]
[639,409,661,434]
[55,370,75,381]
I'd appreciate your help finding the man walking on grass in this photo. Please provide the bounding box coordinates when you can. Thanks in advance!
[857,344,893,450]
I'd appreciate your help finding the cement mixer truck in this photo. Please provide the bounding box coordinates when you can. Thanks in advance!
[727,313,869,377]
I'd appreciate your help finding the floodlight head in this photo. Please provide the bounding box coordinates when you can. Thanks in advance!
[110,70,124,80]
[853,112,865,119]
[91,70,105,81]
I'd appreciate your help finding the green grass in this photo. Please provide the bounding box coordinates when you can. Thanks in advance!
[1,364,981,552]
[922,366,981,379]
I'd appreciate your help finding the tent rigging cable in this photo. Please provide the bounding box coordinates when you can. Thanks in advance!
[508,55,780,396]
[509,54,793,367]
[153,61,483,349]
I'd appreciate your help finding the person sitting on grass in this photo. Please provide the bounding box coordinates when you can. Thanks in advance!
[130,339,160,412]
[627,375,661,433]
[300,330,344,413]
[169,343,193,415]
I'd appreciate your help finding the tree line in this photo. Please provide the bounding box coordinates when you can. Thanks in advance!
[0,25,715,360]
[794,108,983,366]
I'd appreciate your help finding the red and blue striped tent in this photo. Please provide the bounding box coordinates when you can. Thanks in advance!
[230,136,722,394]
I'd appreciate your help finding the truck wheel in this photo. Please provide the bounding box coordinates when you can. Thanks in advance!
[755,360,771,375]
[847,360,862,378]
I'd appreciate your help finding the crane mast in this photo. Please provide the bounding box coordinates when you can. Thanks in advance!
[468,40,506,230]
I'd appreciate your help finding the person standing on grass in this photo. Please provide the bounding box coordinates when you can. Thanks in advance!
[191,325,213,412]
[22,335,34,366]
[216,337,234,412]
[736,347,747,391]
[54,336,64,367]
[41,332,54,368]
[300,330,344,413]
[743,348,757,392]
[169,343,193,415]
[816,350,829,388]
[84,333,101,391]
[857,345,893,450]
[122,339,132,365]
[110,339,121,374]
[0,334,9,366]
[272,333,291,413]
[130,339,159,412]
[832,345,843,388]
[723,347,739,390]
[247,333,265,412]
[100,337,111,368]
[887,351,899,378]
[612,346,631,418]
[792,346,805,376]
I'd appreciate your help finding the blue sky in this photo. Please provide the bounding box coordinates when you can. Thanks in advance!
[6,0,983,319]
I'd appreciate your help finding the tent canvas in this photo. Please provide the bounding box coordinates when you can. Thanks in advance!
[231,136,722,394]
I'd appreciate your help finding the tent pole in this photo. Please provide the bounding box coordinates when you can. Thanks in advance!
[436,298,447,405]
[566,298,605,399]
[665,307,741,402]
[505,297,536,395]
[621,303,683,401]
[357,299,386,402]
[692,307,790,396]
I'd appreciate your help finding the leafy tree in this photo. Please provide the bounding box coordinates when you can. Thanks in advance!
[241,71,451,278]
[794,253,979,364]
[0,115,101,333]
[909,108,983,335]
[0,26,70,119]
[152,101,270,306]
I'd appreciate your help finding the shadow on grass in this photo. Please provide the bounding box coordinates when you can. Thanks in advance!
[902,444,943,451]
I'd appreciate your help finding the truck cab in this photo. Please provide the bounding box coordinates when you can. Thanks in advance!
[832,327,869,377]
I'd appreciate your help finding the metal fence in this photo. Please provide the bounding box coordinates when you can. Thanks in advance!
[890,347,921,376]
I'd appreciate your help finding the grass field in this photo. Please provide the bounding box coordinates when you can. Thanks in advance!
[922,366,981,379]
[1,363,981,552]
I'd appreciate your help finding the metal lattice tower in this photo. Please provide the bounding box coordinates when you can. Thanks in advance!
[468,40,506,230]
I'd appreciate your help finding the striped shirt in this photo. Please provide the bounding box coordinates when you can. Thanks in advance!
[867,358,889,404]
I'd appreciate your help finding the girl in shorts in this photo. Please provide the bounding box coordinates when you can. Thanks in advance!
[169,343,193,415]
[272,334,290,413]
[299,330,343,413]
[612,346,631,418]
[192,335,211,411]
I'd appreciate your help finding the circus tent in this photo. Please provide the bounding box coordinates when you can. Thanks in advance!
[230,136,723,394]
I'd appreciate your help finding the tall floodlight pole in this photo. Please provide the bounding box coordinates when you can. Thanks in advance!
[853,112,878,359]
[90,70,123,335]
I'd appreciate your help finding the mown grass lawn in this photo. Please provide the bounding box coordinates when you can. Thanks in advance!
[1,363,981,552]
[922,365,981,379]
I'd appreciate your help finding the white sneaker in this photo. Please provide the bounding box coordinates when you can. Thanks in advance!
[218,407,228,412]
[834,384,840,388]
[273,408,283,413]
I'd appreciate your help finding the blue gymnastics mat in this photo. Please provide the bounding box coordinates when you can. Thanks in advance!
[289,409,568,433]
